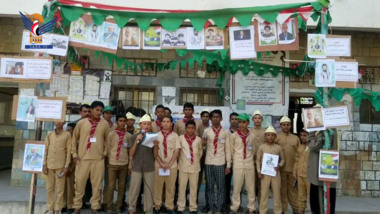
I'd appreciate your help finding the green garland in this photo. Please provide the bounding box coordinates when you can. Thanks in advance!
[314,87,380,111]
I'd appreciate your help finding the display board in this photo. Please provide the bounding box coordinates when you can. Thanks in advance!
[232,72,284,105]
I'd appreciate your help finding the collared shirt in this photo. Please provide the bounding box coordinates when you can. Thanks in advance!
[178,135,203,173]
[249,126,266,160]
[203,127,231,167]
[230,131,255,169]
[294,143,309,178]
[106,130,131,166]
[174,119,202,137]
[156,131,181,169]
[275,132,300,172]
[256,143,285,173]
[44,130,71,169]
[71,118,110,160]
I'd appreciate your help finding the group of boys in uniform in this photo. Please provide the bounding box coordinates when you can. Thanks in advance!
[42,101,311,214]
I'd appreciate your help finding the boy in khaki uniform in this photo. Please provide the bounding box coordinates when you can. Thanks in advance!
[174,102,202,137]
[293,130,310,214]
[62,123,76,214]
[257,126,285,214]
[275,116,300,214]
[230,113,256,214]
[128,114,156,214]
[154,115,180,214]
[203,109,231,214]
[71,101,110,213]
[104,114,131,214]
[152,105,166,133]
[177,120,203,214]
[126,112,136,135]
[43,121,72,214]
[249,110,266,205]
[103,106,115,131]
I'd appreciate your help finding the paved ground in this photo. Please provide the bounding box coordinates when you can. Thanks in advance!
[0,169,379,214]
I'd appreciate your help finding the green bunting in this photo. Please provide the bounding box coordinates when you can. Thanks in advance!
[44,1,324,31]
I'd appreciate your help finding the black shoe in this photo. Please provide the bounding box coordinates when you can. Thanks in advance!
[62,208,68,213]
[154,208,160,214]
[201,206,210,213]
[177,211,183,214]
[160,206,168,213]
[67,209,74,214]
[167,210,174,214]
[190,212,197,214]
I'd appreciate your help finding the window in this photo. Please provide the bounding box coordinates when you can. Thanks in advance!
[180,88,222,106]
[359,67,380,84]
[113,86,156,115]
[180,61,220,79]
[113,58,157,77]
[360,99,380,124]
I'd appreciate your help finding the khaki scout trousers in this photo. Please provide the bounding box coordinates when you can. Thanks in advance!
[153,167,178,210]
[46,168,65,211]
[281,171,299,212]
[63,167,75,209]
[298,176,310,211]
[105,164,128,211]
[260,173,282,214]
[128,170,155,214]
[177,171,199,212]
[230,168,256,212]
[73,159,105,210]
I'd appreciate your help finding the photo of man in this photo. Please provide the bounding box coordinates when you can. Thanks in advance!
[160,28,187,48]
[6,62,24,75]
[302,106,325,132]
[187,27,204,49]
[278,19,296,45]
[122,27,140,49]
[233,30,251,41]
[315,59,336,87]
[258,22,277,46]
[205,27,224,49]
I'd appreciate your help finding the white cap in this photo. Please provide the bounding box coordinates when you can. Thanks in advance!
[126,112,136,120]
[252,110,262,117]
[280,115,291,124]
[265,126,277,134]
[139,114,152,123]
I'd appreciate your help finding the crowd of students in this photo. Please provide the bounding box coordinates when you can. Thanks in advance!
[43,101,337,214]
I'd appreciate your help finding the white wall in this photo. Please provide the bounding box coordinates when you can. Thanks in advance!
[1,0,379,30]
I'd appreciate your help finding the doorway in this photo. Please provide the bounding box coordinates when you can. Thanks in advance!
[0,87,18,170]
[288,95,315,134]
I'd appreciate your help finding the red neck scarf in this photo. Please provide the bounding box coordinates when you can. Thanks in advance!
[161,130,173,158]
[184,133,196,164]
[155,120,163,130]
[86,117,100,153]
[183,116,194,124]
[237,129,250,159]
[115,128,126,160]
[212,126,222,155]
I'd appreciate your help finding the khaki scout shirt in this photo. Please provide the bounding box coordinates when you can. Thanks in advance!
[294,143,309,178]
[249,126,266,160]
[44,130,71,169]
[106,130,131,166]
[275,132,300,172]
[256,143,285,173]
[204,127,232,168]
[178,135,203,173]
[71,118,110,160]
[174,119,202,137]
[155,131,181,169]
[230,131,256,169]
